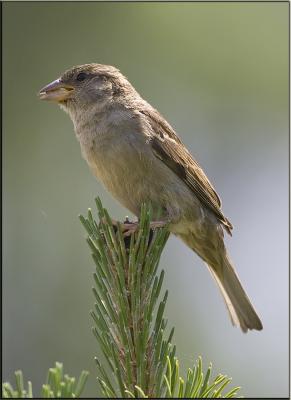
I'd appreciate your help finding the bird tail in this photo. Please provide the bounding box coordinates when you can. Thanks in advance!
[178,231,263,332]
[205,253,263,332]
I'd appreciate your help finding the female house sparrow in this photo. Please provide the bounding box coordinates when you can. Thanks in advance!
[38,63,262,332]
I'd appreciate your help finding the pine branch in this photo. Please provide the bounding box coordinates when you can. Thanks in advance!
[80,199,171,397]
[80,198,241,398]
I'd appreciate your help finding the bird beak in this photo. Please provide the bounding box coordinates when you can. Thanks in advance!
[38,78,75,102]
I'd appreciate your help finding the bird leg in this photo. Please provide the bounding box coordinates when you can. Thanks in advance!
[120,218,167,237]
[101,216,167,237]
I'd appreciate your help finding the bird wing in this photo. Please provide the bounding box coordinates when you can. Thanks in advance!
[140,109,233,234]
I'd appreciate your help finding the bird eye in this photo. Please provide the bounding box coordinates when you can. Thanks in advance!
[76,72,87,82]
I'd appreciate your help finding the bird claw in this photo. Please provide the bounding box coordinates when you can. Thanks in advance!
[100,216,167,237]
[121,222,139,237]
[120,220,167,237]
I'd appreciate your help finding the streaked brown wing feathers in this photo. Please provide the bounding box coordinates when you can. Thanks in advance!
[140,109,233,234]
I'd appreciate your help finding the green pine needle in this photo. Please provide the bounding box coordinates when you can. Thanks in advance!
[80,198,242,398]
[2,363,88,398]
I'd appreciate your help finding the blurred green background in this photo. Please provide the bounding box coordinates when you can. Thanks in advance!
[3,2,289,397]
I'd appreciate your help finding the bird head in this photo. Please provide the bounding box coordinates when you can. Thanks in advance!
[38,63,132,114]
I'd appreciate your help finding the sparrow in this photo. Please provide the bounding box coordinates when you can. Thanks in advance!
[38,63,263,332]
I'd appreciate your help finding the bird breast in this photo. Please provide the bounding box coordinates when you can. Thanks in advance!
[74,113,203,223]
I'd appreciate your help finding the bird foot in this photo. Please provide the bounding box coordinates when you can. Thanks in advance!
[120,219,167,237]
[101,216,167,237]
[99,216,167,250]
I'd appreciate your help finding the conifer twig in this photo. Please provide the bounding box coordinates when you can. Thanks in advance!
[80,198,241,398]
